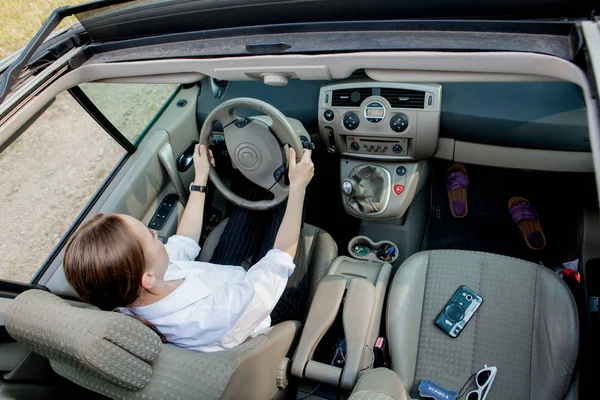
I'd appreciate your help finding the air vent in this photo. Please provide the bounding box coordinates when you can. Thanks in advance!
[381,88,425,109]
[332,88,373,107]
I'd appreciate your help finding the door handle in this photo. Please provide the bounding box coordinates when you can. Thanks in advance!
[158,142,188,206]
[177,141,198,172]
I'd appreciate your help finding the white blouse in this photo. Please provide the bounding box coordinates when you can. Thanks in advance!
[124,235,295,352]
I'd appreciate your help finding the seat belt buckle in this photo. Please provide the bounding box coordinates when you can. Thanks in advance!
[374,337,389,368]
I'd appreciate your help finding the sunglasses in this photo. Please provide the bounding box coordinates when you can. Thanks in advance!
[466,365,497,400]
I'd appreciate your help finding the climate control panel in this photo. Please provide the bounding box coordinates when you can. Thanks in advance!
[318,80,442,160]
[346,137,408,156]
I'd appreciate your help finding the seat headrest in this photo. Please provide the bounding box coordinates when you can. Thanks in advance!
[5,290,162,390]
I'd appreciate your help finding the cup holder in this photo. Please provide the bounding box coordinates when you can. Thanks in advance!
[348,235,399,263]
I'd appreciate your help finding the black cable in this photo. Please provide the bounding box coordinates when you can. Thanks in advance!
[297,384,320,400]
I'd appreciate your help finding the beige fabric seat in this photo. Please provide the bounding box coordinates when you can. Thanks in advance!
[387,250,579,400]
[348,368,408,400]
[5,223,337,400]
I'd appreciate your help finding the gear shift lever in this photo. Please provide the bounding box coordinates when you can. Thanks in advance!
[342,165,389,214]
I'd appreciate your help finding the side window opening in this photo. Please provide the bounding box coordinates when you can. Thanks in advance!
[0,92,126,283]
[79,83,180,144]
[0,83,179,284]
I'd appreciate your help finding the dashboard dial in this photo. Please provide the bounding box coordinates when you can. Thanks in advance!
[343,112,360,130]
[390,114,409,132]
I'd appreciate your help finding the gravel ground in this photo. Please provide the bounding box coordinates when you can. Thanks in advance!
[0,84,177,282]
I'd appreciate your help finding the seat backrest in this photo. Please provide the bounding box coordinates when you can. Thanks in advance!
[200,220,338,305]
[6,290,302,400]
[6,290,162,390]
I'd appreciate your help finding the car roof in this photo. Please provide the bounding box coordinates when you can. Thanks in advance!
[76,0,595,42]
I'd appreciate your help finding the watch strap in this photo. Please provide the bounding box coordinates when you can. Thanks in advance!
[189,183,208,193]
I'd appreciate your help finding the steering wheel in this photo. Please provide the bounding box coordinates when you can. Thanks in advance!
[199,98,304,210]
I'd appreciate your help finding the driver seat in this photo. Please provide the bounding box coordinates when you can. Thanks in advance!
[199,220,337,303]
[5,223,337,400]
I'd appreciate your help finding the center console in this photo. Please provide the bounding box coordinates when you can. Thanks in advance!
[318,80,441,219]
[291,254,392,391]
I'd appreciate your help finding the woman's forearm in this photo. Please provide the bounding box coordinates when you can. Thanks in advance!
[273,186,305,258]
[176,187,206,243]
[176,144,212,243]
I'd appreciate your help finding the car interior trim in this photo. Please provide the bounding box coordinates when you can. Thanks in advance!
[157,140,188,206]
[434,138,595,173]
[1,50,599,201]
[82,18,581,62]
[365,70,559,82]
[95,73,205,85]
[453,140,595,172]
[0,46,82,118]
[582,21,600,96]
[39,128,183,292]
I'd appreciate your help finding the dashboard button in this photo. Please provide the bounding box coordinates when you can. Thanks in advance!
[343,112,359,130]
[393,144,403,154]
[396,166,407,176]
[394,185,405,195]
[350,142,360,151]
[324,110,334,121]
[390,114,409,133]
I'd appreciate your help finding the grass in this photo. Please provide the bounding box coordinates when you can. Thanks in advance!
[0,0,88,59]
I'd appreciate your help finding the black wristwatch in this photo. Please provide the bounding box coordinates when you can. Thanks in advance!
[189,183,208,193]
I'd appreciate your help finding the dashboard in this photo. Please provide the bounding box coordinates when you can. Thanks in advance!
[317,81,442,160]
[196,77,590,157]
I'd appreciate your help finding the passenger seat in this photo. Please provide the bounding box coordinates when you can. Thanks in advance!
[386,250,578,400]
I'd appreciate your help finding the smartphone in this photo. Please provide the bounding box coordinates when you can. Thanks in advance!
[435,285,483,338]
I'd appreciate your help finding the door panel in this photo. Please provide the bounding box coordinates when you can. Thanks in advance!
[42,129,175,297]
[39,85,201,297]
[151,85,201,189]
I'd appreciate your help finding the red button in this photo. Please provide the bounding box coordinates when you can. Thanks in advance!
[394,185,404,195]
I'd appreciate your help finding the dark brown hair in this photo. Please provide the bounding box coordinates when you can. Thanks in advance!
[63,213,166,342]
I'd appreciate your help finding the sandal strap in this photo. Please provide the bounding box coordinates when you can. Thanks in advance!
[510,201,539,224]
[446,171,469,191]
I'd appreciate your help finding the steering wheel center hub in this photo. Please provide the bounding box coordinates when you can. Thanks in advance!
[235,142,262,172]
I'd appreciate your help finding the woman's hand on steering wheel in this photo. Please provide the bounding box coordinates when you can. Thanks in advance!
[288,147,314,192]
[193,144,215,185]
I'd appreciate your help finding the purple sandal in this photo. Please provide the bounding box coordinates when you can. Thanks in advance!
[446,164,469,218]
[509,197,546,250]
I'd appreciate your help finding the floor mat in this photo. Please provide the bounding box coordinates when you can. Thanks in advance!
[422,162,596,266]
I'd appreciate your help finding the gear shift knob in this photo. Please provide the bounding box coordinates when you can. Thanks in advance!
[342,178,364,197]
[342,179,355,196]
